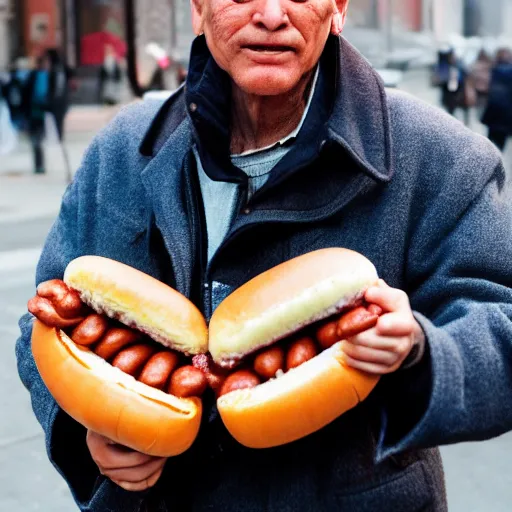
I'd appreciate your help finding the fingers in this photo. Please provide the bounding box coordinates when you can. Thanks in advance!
[341,340,399,366]
[341,353,398,375]
[86,431,153,470]
[341,325,414,375]
[86,431,167,492]
[102,456,166,483]
[113,464,165,492]
[365,280,410,314]
[376,312,417,337]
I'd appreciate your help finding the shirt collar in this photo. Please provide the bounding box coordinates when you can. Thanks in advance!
[232,64,320,157]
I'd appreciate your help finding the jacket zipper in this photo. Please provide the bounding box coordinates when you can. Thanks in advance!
[207,182,248,281]
[186,153,210,316]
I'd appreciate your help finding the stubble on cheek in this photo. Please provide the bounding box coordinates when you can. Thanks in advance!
[205,3,245,70]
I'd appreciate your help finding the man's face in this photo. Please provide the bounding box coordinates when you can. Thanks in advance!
[192,0,348,96]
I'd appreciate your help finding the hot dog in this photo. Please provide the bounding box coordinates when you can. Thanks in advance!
[285,336,318,371]
[207,248,383,448]
[36,279,85,319]
[30,256,208,457]
[71,314,109,346]
[168,366,208,398]
[138,352,180,390]
[219,370,261,397]
[28,296,85,329]
[112,344,158,377]
[253,346,285,380]
[94,327,141,360]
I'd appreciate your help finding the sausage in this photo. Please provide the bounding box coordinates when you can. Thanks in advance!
[168,366,208,398]
[253,346,285,380]
[286,336,318,370]
[192,354,228,392]
[138,352,180,390]
[94,328,141,361]
[70,314,109,346]
[27,296,84,328]
[111,344,157,377]
[315,319,341,350]
[336,305,383,340]
[36,279,84,319]
[218,370,261,397]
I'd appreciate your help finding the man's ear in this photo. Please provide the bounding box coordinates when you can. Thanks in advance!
[330,0,349,36]
[190,0,205,36]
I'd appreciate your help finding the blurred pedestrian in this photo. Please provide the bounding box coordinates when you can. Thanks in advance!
[481,48,512,152]
[146,43,182,91]
[44,48,75,142]
[469,49,493,115]
[3,57,32,132]
[0,71,19,156]
[99,44,123,106]
[438,50,475,126]
[24,56,50,174]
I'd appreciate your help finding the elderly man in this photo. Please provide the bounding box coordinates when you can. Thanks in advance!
[16,0,512,510]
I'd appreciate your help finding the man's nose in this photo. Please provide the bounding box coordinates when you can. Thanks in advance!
[253,0,289,31]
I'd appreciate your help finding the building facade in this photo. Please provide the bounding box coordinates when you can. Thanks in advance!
[3,0,511,96]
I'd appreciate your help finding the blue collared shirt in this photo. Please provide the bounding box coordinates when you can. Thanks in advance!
[195,65,319,263]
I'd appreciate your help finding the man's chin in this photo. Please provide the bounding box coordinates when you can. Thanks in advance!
[234,69,300,97]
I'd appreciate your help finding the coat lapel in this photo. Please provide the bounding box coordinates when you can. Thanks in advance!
[140,117,195,298]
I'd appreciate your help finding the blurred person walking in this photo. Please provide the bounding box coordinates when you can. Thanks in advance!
[0,71,19,156]
[3,57,32,132]
[146,43,182,92]
[439,50,476,126]
[469,49,493,116]
[43,48,75,143]
[24,56,51,174]
[482,48,512,152]
[98,44,123,106]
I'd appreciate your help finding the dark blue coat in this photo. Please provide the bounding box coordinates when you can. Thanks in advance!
[16,36,512,511]
[482,63,512,134]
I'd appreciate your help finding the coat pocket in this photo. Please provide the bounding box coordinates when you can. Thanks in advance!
[326,461,433,512]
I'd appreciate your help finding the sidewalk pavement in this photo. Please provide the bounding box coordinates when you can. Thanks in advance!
[0,104,127,224]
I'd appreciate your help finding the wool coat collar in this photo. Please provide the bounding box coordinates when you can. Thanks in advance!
[139,35,394,183]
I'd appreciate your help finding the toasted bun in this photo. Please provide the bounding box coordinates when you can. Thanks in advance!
[209,248,378,366]
[32,320,202,456]
[217,342,379,448]
[64,256,207,355]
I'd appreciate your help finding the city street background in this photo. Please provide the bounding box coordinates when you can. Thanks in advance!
[2,1,512,510]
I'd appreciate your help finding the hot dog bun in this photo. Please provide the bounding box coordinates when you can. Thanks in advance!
[217,342,378,448]
[64,256,208,355]
[209,248,378,367]
[32,320,202,456]
[210,248,380,448]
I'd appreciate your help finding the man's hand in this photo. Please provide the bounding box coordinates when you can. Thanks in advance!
[341,280,425,374]
[86,431,167,492]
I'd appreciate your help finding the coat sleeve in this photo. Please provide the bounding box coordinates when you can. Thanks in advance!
[376,158,512,462]
[14,140,151,512]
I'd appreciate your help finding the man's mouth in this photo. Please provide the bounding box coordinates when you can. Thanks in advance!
[243,45,295,53]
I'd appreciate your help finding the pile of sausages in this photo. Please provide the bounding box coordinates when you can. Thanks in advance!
[28,280,207,399]
[29,280,382,400]
[197,303,383,398]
